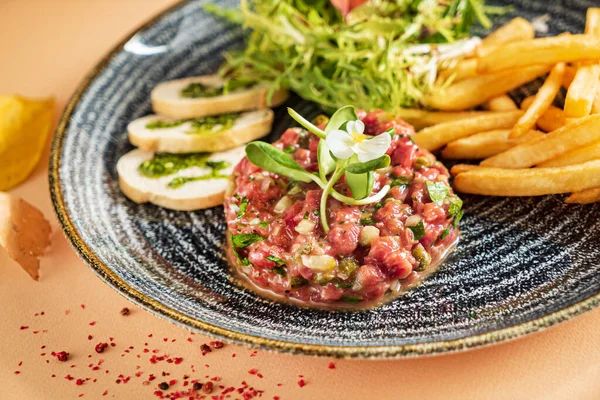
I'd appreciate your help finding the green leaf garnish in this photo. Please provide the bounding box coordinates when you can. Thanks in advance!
[317,140,336,181]
[324,106,358,132]
[258,221,270,228]
[245,141,316,183]
[408,220,426,240]
[426,181,450,205]
[345,170,374,200]
[287,108,326,138]
[345,155,390,174]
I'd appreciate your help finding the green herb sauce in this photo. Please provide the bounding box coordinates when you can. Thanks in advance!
[145,113,239,135]
[138,153,231,189]
[180,79,256,99]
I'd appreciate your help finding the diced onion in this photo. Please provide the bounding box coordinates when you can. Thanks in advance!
[359,226,380,246]
[301,255,336,272]
[389,279,402,293]
[294,219,315,235]
[248,218,261,225]
[260,177,271,192]
[405,214,422,227]
[288,184,302,195]
[273,196,292,213]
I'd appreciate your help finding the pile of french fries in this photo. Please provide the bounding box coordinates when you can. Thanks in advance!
[405,9,600,204]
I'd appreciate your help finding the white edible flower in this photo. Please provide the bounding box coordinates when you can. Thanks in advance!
[326,120,391,162]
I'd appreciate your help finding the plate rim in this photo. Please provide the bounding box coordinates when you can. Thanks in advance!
[48,0,600,359]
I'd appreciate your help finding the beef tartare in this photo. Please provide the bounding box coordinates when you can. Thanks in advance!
[224,109,462,308]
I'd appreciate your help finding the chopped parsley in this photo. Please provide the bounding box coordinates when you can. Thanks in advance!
[341,296,363,304]
[408,220,426,240]
[334,282,353,289]
[266,255,286,266]
[391,175,412,187]
[272,267,287,276]
[359,218,375,226]
[237,196,248,219]
[312,209,320,216]
[374,203,383,211]
[283,145,296,154]
[448,196,464,228]
[231,233,264,248]
[258,221,270,228]
[440,226,452,240]
[229,233,251,266]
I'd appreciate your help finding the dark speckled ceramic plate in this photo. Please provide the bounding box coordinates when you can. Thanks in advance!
[50,0,600,358]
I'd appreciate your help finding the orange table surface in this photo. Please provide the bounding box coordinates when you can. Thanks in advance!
[2,1,600,399]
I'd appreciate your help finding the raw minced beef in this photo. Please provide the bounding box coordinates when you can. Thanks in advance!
[224,110,461,307]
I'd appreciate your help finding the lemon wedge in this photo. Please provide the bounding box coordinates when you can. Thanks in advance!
[0,95,54,191]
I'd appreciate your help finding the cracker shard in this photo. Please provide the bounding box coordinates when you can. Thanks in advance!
[0,192,51,280]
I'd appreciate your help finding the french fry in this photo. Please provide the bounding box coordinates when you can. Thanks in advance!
[565,64,600,117]
[564,12,600,118]
[442,129,544,159]
[392,109,492,131]
[423,64,551,111]
[510,63,565,138]
[562,65,577,89]
[476,17,535,57]
[482,95,518,111]
[453,160,600,196]
[477,35,600,74]
[520,95,566,132]
[413,111,523,151]
[438,59,478,83]
[585,9,600,114]
[480,115,600,168]
[537,138,600,167]
[450,164,479,175]
[585,8,600,36]
[565,187,600,204]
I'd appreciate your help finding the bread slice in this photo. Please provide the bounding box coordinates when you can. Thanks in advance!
[151,75,288,119]
[117,146,245,211]
[127,109,273,153]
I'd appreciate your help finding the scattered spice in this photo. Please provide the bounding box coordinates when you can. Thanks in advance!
[202,381,213,394]
[193,382,203,391]
[87,335,93,341]
[20,326,29,330]
[95,342,108,354]
[120,307,130,316]
[158,382,170,390]
[328,362,336,369]
[298,379,306,387]
[51,351,69,362]
[200,344,211,356]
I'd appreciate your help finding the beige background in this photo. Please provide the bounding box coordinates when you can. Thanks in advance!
[1,0,600,399]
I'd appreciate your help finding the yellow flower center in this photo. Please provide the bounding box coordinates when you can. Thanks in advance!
[351,131,367,143]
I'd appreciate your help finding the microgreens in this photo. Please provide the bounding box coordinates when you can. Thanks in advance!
[245,106,392,233]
